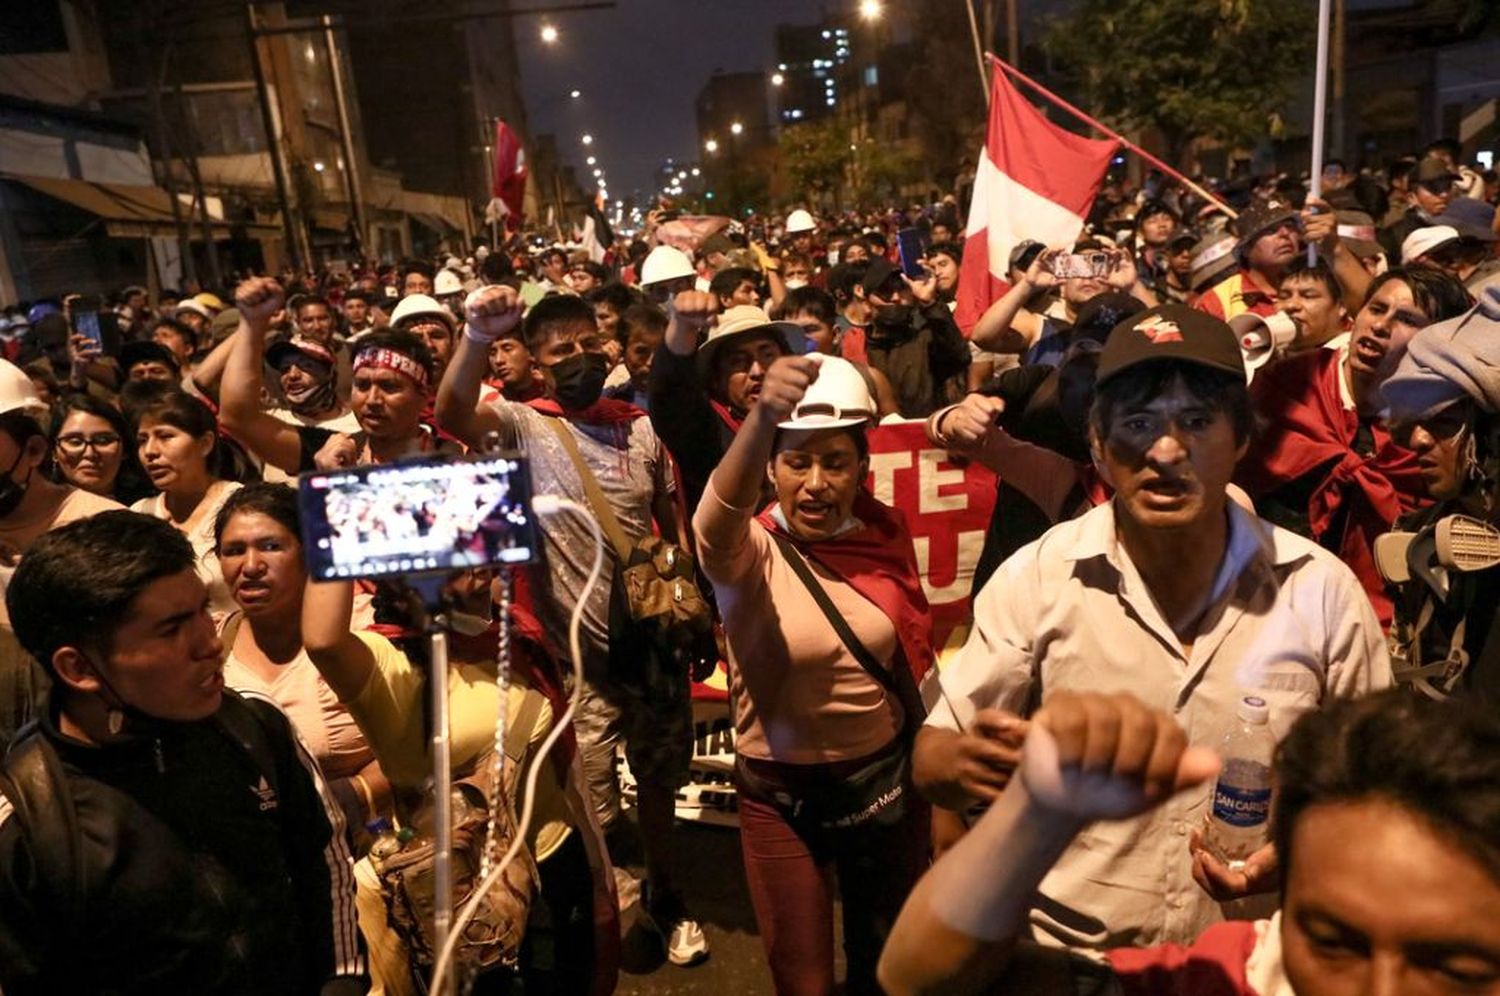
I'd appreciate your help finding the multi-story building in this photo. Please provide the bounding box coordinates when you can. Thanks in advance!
[772,22,851,125]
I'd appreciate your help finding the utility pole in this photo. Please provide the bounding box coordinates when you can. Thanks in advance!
[171,64,224,289]
[1331,0,1346,160]
[322,15,367,258]
[144,26,198,290]
[246,2,303,271]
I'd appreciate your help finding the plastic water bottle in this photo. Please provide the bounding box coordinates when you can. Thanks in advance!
[1205,695,1275,867]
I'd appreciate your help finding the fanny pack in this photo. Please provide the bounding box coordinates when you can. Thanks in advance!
[543,417,716,684]
[369,690,545,980]
[735,533,927,833]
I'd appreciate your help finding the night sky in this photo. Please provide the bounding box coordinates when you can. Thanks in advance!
[515,0,833,206]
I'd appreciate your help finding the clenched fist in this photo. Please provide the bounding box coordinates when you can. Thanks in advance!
[236,277,285,332]
[463,285,522,344]
[940,394,1006,449]
[756,354,824,422]
[670,290,719,331]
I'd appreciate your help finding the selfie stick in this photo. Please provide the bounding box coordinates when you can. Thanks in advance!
[1307,0,1333,267]
[430,496,603,996]
[407,574,457,996]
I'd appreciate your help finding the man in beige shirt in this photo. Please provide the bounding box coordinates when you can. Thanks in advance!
[915,305,1390,953]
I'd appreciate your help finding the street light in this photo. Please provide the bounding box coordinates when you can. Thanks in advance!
[540,23,559,43]
[771,72,785,86]
[691,167,700,177]
[704,138,718,153]
[570,89,581,98]
[859,0,882,20]
[730,121,744,136]
[586,155,596,165]
[581,133,593,145]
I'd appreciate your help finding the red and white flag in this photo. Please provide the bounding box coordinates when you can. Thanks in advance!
[954,65,1118,334]
[489,120,528,228]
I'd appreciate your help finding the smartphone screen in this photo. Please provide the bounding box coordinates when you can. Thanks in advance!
[297,453,540,580]
[72,311,104,352]
[897,228,927,278]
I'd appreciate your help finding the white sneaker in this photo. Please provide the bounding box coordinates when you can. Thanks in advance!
[663,914,710,967]
[643,885,710,967]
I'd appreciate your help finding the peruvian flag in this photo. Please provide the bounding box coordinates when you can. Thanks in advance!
[954,64,1118,334]
[490,120,528,228]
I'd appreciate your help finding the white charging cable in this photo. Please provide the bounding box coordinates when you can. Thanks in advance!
[429,495,603,995]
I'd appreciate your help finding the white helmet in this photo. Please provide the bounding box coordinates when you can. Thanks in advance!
[433,269,464,296]
[0,359,47,418]
[639,244,695,286]
[785,209,817,234]
[779,355,875,430]
[389,293,456,331]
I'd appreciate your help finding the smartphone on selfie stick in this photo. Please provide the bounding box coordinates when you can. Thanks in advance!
[298,449,540,961]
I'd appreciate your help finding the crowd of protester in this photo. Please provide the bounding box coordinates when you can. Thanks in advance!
[0,133,1499,996]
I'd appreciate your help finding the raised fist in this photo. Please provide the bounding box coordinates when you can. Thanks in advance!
[463,285,523,344]
[313,433,359,470]
[941,394,1006,449]
[235,277,284,331]
[756,354,823,421]
[670,291,719,331]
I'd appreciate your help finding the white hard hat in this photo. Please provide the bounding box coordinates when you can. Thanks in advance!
[433,269,464,296]
[639,244,696,286]
[0,359,47,418]
[475,245,491,260]
[1401,225,1460,265]
[785,209,817,234]
[389,293,456,331]
[778,355,875,430]
[174,299,212,320]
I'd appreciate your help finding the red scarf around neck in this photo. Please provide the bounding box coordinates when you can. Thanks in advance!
[756,489,935,684]
[708,399,743,435]
[525,396,644,426]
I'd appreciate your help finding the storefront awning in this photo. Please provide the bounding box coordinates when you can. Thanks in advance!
[409,211,458,235]
[3,173,274,239]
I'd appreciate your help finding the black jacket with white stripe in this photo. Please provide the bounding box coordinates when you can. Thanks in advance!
[0,689,365,995]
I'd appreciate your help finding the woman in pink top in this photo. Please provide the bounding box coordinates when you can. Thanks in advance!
[693,351,935,996]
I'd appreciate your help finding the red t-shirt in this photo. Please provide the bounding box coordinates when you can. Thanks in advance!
[1106,920,1263,995]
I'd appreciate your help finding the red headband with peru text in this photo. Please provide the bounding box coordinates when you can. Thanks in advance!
[353,347,430,389]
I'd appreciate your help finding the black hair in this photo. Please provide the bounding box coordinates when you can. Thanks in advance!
[342,288,372,306]
[571,260,609,283]
[401,259,434,280]
[1089,360,1255,446]
[214,481,300,552]
[780,286,838,326]
[1423,138,1463,164]
[927,240,963,264]
[7,511,196,675]
[584,282,637,317]
[479,252,514,284]
[1279,256,1344,303]
[539,248,568,268]
[1366,266,1472,325]
[148,317,195,345]
[1272,689,1500,889]
[351,328,437,383]
[709,267,760,302]
[295,295,332,315]
[0,409,44,448]
[48,393,152,503]
[826,260,870,304]
[521,294,596,352]
[619,302,668,345]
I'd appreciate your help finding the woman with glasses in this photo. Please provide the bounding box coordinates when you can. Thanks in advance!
[49,394,151,504]
[1236,266,1474,624]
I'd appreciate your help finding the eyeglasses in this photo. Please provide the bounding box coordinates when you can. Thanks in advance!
[55,432,121,455]
[1390,408,1468,450]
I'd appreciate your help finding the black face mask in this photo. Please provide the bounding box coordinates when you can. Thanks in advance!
[0,447,35,519]
[547,351,609,410]
[873,303,914,330]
